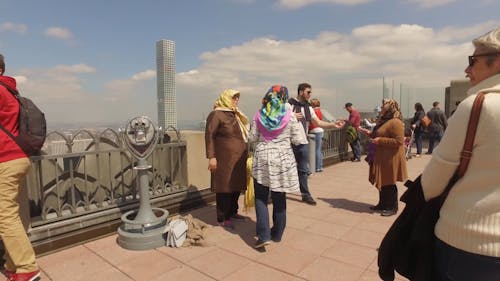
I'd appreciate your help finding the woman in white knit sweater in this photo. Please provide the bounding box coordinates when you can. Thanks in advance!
[421,28,500,280]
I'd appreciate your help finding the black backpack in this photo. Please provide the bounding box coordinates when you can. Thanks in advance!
[0,81,47,156]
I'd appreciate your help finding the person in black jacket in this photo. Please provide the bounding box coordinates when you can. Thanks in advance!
[425,101,447,154]
[410,102,425,157]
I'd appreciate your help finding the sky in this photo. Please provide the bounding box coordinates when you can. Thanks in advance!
[1,0,499,129]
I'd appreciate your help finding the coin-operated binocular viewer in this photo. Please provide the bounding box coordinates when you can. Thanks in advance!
[117,116,169,250]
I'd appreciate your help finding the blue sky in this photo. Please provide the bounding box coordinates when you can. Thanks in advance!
[1,0,499,128]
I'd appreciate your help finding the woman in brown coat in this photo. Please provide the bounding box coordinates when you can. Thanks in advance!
[362,99,407,216]
[205,89,249,229]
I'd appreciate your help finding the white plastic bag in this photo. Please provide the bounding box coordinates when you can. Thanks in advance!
[166,218,188,247]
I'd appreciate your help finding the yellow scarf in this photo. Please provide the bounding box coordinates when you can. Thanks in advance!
[214,89,249,142]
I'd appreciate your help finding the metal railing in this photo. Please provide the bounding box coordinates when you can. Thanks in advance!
[321,127,350,161]
[23,128,188,244]
[19,126,350,252]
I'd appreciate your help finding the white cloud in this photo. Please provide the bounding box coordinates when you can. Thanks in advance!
[12,64,156,125]
[13,22,499,126]
[0,22,27,34]
[44,27,74,41]
[176,23,493,122]
[277,0,372,9]
[132,70,156,81]
[52,64,96,74]
[406,0,456,8]
[12,75,28,85]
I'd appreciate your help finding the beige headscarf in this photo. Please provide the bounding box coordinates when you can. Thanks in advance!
[378,98,402,126]
[214,89,249,142]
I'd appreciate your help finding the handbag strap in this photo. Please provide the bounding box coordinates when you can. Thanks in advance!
[440,92,486,201]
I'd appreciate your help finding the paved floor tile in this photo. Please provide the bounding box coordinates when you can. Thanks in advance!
[29,157,431,280]
[256,246,319,275]
[222,261,300,281]
[188,248,251,280]
[298,256,365,281]
[322,240,378,269]
[152,264,216,281]
[114,250,182,281]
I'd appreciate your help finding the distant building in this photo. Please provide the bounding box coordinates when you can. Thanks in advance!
[445,79,470,117]
[156,39,177,129]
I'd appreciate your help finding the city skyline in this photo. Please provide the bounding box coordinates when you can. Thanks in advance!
[1,1,499,128]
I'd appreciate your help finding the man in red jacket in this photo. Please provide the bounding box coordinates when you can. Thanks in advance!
[345,102,362,162]
[0,54,40,281]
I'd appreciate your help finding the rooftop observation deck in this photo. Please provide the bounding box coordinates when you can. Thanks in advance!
[3,152,431,281]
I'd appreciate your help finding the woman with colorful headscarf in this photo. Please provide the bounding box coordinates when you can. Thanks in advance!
[205,89,249,229]
[366,98,408,216]
[248,85,308,248]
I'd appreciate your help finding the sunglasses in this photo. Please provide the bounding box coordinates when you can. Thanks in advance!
[468,52,500,67]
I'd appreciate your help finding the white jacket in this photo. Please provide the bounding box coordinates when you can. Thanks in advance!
[422,73,500,257]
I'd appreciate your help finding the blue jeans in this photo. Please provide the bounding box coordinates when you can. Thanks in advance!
[349,137,361,160]
[434,238,500,281]
[292,144,311,198]
[254,179,286,242]
[313,131,323,172]
[414,130,423,154]
[427,131,443,154]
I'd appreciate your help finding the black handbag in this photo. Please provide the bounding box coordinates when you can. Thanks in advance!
[377,92,486,281]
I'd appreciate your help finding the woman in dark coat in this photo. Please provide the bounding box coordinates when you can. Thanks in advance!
[410,102,425,157]
[361,99,408,216]
[205,89,249,229]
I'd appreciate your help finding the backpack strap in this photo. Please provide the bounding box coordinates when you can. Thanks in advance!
[0,80,20,97]
[0,81,20,142]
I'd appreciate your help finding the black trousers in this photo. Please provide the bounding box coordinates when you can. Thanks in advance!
[381,185,398,211]
[216,192,241,222]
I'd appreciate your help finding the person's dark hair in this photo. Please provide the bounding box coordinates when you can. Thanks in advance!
[433,101,439,107]
[297,83,311,95]
[345,102,353,108]
[0,54,4,75]
[414,102,424,112]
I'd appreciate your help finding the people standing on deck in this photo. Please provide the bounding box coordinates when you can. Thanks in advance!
[344,102,362,162]
[248,85,307,248]
[205,89,249,230]
[0,53,41,281]
[425,101,447,154]
[410,102,426,157]
[288,83,342,206]
[421,27,500,281]
[359,99,408,216]
[309,98,325,173]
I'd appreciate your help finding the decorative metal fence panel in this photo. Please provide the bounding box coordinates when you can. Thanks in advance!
[25,129,188,228]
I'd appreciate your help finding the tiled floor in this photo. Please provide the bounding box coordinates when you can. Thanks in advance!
[3,155,431,281]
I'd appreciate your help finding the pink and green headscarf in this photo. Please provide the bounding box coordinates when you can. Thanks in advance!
[254,85,291,141]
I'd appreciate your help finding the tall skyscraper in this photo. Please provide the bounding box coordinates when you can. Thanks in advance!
[156,39,177,129]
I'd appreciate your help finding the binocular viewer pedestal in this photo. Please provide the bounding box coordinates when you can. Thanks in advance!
[117,117,169,250]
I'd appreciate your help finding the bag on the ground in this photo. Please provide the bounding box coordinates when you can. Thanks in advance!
[0,81,46,156]
[420,115,431,128]
[345,125,358,144]
[166,218,188,247]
